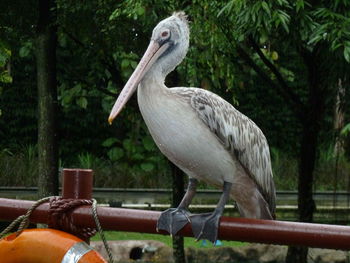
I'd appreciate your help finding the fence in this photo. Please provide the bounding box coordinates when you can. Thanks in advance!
[1,168,350,250]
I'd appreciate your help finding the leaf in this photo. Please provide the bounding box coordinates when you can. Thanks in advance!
[130,61,138,69]
[107,147,124,161]
[109,9,121,21]
[307,34,322,45]
[121,59,129,69]
[140,162,155,172]
[142,136,155,151]
[19,44,31,58]
[341,123,350,136]
[277,10,290,33]
[102,137,119,147]
[123,139,133,152]
[0,53,7,67]
[218,1,233,17]
[271,51,279,60]
[136,6,145,16]
[344,44,350,63]
[261,1,270,16]
[296,0,304,12]
[72,84,82,94]
[0,71,12,83]
[132,153,144,160]
[61,93,72,106]
[76,97,88,109]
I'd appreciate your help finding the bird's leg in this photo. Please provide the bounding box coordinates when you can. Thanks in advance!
[157,178,198,236]
[190,181,232,244]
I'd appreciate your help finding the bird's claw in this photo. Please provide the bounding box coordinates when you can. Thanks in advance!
[190,212,221,244]
[157,208,191,236]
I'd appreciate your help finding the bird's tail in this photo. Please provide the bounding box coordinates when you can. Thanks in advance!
[235,190,275,220]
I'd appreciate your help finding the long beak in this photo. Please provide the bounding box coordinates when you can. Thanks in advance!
[108,40,170,124]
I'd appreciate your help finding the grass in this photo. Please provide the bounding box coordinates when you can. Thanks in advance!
[91,231,247,248]
[0,145,38,186]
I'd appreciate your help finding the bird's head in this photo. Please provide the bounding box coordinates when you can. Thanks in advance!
[108,12,189,124]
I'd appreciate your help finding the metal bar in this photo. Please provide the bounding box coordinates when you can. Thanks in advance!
[1,197,350,250]
[61,168,94,243]
[3,186,350,196]
[2,187,350,205]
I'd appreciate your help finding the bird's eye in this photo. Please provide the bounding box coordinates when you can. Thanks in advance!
[161,30,169,38]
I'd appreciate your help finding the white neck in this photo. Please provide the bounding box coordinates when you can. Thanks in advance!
[141,63,166,88]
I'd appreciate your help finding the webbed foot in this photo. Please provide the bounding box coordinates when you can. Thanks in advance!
[190,212,221,243]
[157,208,191,236]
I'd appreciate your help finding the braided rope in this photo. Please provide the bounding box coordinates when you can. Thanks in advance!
[0,196,52,239]
[48,197,97,240]
[0,196,114,263]
[91,199,114,263]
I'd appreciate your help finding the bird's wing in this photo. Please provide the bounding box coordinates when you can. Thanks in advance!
[172,87,275,212]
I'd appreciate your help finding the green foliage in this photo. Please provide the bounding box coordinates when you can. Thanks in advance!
[0,43,12,84]
[307,5,350,61]
[314,145,350,191]
[270,148,298,190]
[0,145,38,186]
[220,0,292,38]
[220,0,350,67]
[341,123,350,136]
[59,83,89,109]
[1,144,349,192]
[102,129,168,176]
[0,41,12,116]
[1,0,350,194]
[18,41,33,59]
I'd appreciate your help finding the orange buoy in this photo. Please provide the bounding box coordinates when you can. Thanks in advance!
[0,228,107,263]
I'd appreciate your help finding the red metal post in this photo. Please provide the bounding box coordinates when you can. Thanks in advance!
[62,169,93,199]
[1,198,350,250]
[60,168,94,243]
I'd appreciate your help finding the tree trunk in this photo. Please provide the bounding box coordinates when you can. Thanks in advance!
[36,0,58,197]
[286,122,319,263]
[286,50,324,263]
[334,78,345,156]
[170,162,186,263]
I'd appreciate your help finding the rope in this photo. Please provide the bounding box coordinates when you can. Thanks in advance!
[48,197,97,240]
[0,196,51,239]
[0,196,114,263]
[0,215,26,239]
[91,199,114,263]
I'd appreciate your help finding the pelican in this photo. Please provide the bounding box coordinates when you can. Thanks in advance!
[108,12,276,243]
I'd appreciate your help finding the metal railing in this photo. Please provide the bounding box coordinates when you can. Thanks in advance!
[1,169,350,250]
[2,186,350,223]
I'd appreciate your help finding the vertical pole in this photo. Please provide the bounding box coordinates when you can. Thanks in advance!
[62,169,93,199]
[62,168,93,243]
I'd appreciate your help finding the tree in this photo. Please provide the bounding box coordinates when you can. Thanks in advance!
[36,0,59,197]
[218,1,350,262]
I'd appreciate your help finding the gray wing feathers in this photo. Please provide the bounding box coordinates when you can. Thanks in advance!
[174,88,275,214]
